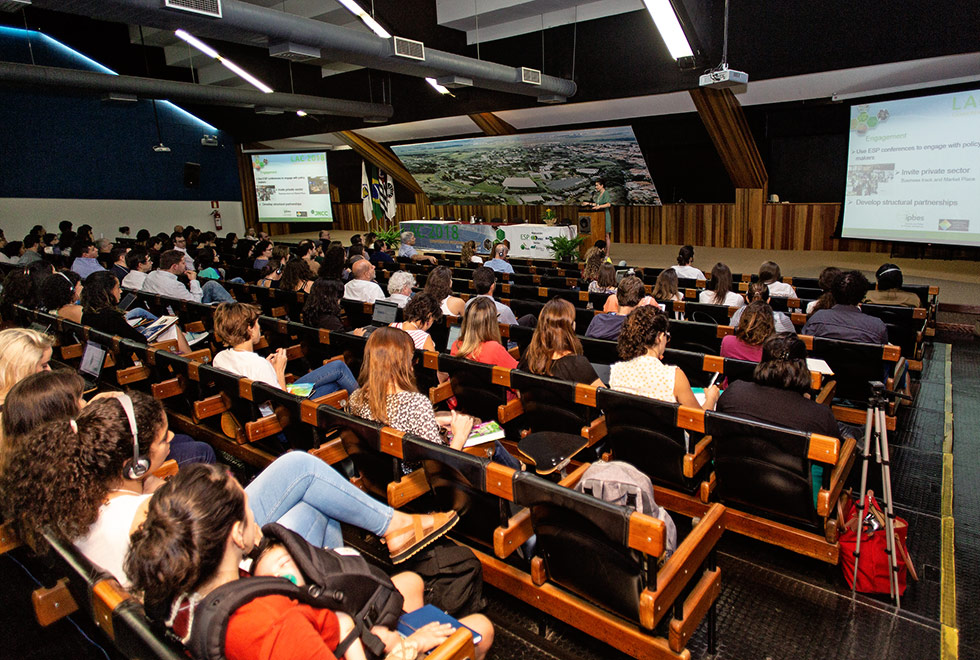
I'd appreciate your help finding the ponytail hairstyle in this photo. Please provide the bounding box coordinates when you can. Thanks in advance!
[617,306,669,361]
[126,464,246,614]
[0,392,165,552]
[676,245,695,266]
[809,266,841,317]
[745,281,769,303]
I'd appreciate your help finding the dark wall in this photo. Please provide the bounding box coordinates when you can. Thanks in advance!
[0,28,241,202]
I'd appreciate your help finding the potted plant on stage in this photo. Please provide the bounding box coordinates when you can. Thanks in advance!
[542,208,558,226]
[375,226,402,249]
[548,234,587,262]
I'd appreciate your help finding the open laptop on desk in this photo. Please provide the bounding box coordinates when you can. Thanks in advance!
[79,341,107,392]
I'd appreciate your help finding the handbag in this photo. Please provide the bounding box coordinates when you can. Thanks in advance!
[838,490,918,595]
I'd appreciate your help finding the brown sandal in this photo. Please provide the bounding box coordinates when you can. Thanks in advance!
[386,511,458,564]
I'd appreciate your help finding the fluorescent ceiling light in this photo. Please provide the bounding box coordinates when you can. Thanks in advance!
[641,0,694,60]
[425,77,451,95]
[296,110,308,117]
[336,0,391,39]
[175,29,273,93]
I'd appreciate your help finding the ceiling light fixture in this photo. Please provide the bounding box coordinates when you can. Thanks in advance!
[425,77,453,96]
[175,29,273,93]
[336,0,391,39]
[641,0,694,60]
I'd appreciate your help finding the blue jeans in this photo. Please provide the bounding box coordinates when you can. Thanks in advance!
[125,308,158,323]
[165,433,216,466]
[202,280,234,304]
[245,451,393,548]
[294,359,359,399]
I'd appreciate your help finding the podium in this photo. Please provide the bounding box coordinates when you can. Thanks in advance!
[577,211,605,256]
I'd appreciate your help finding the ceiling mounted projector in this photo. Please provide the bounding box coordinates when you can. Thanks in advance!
[152,143,171,153]
[699,65,748,92]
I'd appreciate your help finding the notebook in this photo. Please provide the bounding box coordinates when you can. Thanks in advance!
[397,604,482,645]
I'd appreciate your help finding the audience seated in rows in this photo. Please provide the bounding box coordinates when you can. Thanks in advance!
[70,240,106,279]
[465,266,518,326]
[451,296,517,372]
[141,249,233,304]
[39,270,83,323]
[344,259,386,304]
[302,279,347,331]
[423,265,465,317]
[802,270,888,344]
[865,263,920,307]
[460,239,482,265]
[609,306,719,411]
[388,293,442,351]
[806,266,841,316]
[671,245,705,280]
[731,282,795,333]
[484,243,515,274]
[720,301,774,363]
[386,270,416,307]
[250,240,273,270]
[700,262,745,307]
[585,275,646,340]
[759,261,797,298]
[213,302,358,398]
[398,231,438,265]
[518,298,602,387]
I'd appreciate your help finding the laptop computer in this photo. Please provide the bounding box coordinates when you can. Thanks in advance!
[372,301,400,325]
[445,324,462,352]
[79,341,107,392]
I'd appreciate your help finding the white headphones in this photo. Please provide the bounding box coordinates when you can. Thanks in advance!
[118,394,149,480]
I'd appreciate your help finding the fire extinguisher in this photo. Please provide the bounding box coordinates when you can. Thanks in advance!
[210,209,222,230]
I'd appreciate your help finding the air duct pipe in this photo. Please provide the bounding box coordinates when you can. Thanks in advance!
[0,61,393,119]
[29,0,577,100]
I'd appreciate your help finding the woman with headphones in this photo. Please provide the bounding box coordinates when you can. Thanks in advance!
[0,391,458,588]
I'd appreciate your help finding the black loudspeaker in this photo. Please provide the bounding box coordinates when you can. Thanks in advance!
[578,216,591,233]
[184,162,201,188]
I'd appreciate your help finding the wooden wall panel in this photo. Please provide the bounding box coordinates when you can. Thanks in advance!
[316,201,901,255]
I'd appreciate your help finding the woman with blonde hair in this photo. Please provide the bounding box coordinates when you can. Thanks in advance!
[0,327,53,406]
[451,297,517,370]
[519,298,602,387]
[460,240,482,265]
[652,268,683,303]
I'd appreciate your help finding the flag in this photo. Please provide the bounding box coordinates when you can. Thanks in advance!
[361,161,396,223]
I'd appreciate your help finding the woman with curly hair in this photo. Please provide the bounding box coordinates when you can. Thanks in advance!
[80,271,155,344]
[460,240,482,265]
[320,245,348,281]
[720,300,774,363]
[0,392,459,586]
[389,292,442,351]
[38,270,83,323]
[0,327,52,406]
[581,246,606,286]
[423,265,465,317]
[302,279,347,331]
[280,258,315,293]
[610,306,719,411]
[519,298,602,387]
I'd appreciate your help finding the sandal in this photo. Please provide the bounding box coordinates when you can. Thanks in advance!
[386,511,458,564]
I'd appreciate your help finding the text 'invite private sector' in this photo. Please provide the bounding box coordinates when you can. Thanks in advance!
[251,152,333,223]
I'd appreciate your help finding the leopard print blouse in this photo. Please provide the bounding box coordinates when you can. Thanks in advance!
[347,389,445,447]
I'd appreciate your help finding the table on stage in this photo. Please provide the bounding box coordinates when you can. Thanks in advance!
[399,220,578,260]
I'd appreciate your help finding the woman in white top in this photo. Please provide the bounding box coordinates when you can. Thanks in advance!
[422,266,465,317]
[0,391,463,587]
[670,245,706,280]
[759,260,797,297]
[609,306,719,411]
[212,302,358,398]
[460,240,483,265]
[699,262,746,307]
[389,292,442,351]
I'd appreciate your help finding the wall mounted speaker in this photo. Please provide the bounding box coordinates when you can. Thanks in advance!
[578,216,591,233]
[184,162,201,188]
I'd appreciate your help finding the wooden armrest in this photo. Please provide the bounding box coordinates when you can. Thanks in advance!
[425,628,475,660]
[270,306,288,318]
[150,339,179,353]
[494,508,533,559]
[497,398,524,424]
[184,320,206,333]
[182,348,212,364]
[683,435,712,478]
[581,415,606,445]
[558,462,591,488]
[387,469,430,507]
[815,380,836,406]
[807,433,839,465]
[285,344,303,361]
[429,380,454,404]
[312,389,349,409]
[0,520,21,554]
[790,312,807,326]
[60,343,84,360]
[33,578,79,626]
[193,392,232,420]
[508,344,520,359]
[640,503,725,630]
[816,436,857,517]
[151,459,178,480]
[323,354,346,365]
[309,438,349,466]
[116,365,150,385]
[151,376,186,400]
[244,414,285,443]
[669,568,722,653]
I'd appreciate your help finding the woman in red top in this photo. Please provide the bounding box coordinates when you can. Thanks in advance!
[450,296,517,370]
[127,464,494,660]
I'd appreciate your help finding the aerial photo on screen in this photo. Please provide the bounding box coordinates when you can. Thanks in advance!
[392,125,660,206]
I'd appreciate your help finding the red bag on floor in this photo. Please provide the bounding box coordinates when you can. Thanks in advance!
[838,491,917,595]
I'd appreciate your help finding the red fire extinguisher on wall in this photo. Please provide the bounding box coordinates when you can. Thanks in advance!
[211,209,222,231]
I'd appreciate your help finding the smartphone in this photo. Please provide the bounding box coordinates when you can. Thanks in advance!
[708,372,722,387]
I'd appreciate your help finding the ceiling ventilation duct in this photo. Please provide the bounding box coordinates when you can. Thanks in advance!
[393,37,425,61]
[163,0,221,19]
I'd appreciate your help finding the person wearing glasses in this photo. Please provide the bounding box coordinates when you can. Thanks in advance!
[121,248,153,290]
[610,306,720,411]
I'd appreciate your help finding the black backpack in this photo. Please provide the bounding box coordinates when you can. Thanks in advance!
[187,523,404,660]
[404,541,485,617]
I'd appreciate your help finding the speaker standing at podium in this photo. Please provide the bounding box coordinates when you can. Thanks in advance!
[587,179,613,257]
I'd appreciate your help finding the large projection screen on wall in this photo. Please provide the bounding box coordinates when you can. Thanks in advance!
[251,152,333,223]
[392,125,660,206]
[841,88,979,246]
